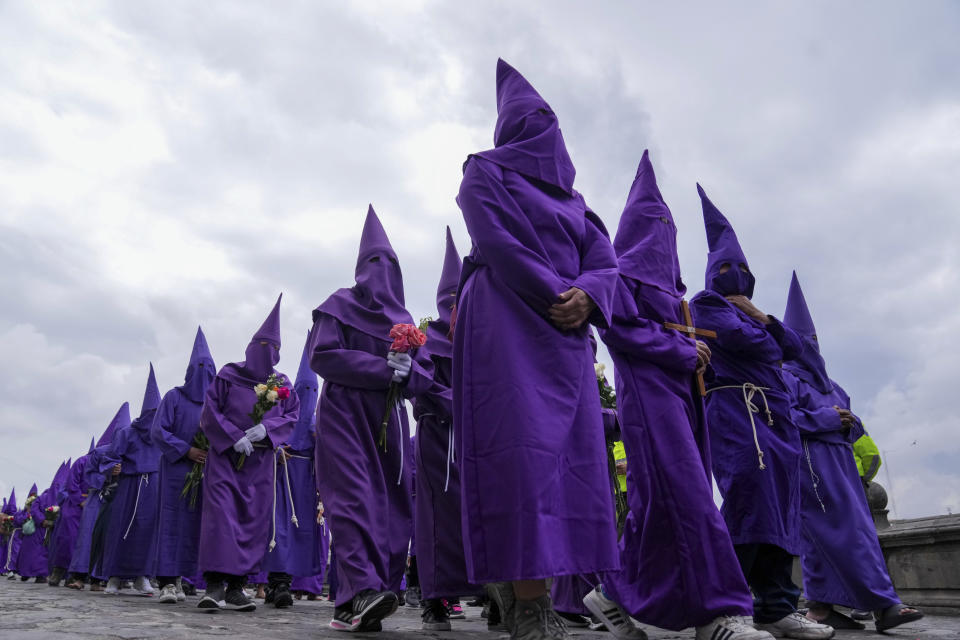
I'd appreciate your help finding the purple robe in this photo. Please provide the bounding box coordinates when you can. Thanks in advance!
[50,456,89,570]
[290,522,330,595]
[16,486,49,578]
[690,185,804,555]
[151,327,216,578]
[312,205,432,605]
[782,273,899,611]
[1,490,17,572]
[199,295,299,576]
[453,60,619,582]
[600,153,753,629]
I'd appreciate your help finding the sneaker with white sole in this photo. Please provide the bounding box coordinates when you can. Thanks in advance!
[756,612,834,639]
[198,584,226,610]
[133,576,154,595]
[582,587,647,640]
[223,587,256,612]
[103,577,121,595]
[175,578,186,601]
[486,582,516,634]
[513,595,569,640]
[158,584,178,604]
[697,615,776,640]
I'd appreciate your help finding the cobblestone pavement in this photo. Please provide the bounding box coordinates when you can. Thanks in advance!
[0,579,956,639]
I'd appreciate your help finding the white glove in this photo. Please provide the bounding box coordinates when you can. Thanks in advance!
[387,352,412,383]
[245,423,266,442]
[233,436,254,456]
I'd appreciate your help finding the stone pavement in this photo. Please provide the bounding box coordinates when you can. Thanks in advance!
[0,579,957,639]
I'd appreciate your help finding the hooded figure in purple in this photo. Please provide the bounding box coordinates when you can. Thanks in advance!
[453,60,619,620]
[413,227,476,606]
[261,331,327,602]
[67,402,129,583]
[593,152,756,634]
[98,364,163,584]
[15,483,49,580]
[689,187,815,628]
[198,295,299,603]
[150,326,216,594]
[2,489,19,574]
[49,443,95,579]
[311,205,435,629]
[782,273,921,631]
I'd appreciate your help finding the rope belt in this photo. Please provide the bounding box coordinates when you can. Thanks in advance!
[706,383,774,470]
[122,474,149,540]
[417,414,457,493]
[804,440,826,512]
[268,447,300,553]
[4,528,21,571]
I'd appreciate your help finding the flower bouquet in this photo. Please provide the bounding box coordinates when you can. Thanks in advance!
[0,514,12,538]
[179,430,210,509]
[42,505,60,546]
[236,373,290,470]
[378,323,427,451]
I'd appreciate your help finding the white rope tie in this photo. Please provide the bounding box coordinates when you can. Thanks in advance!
[122,474,148,540]
[395,402,404,486]
[444,421,455,493]
[707,384,773,470]
[282,451,299,529]
[268,449,279,552]
[804,440,826,512]
[4,528,19,571]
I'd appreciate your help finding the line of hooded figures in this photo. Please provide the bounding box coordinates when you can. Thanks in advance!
[0,60,927,640]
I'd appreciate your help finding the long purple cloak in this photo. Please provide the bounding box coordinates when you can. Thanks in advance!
[1,489,15,571]
[16,484,49,577]
[413,227,475,599]
[453,60,619,582]
[690,185,804,555]
[49,455,90,570]
[312,206,432,605]
[261,332,326,578]
[199,295,299,576]
[151,327,215,577]
[100,365,163,578]
[599,152,753,629]
[783,273,899,610]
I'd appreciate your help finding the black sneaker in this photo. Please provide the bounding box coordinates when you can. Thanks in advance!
[406,585,421,608]
[487,598,506,632]
[353,589,399,629]
[181,582,197,596]
[330,604,356,631]
[198,584,226,610]
[357,620,383,632]
[223,587,257,612]
[557,611,591,628]
[272,583,293,609]
[423,599,452,631]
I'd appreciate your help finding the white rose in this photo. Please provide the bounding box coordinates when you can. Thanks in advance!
[594,362,606,379]
[266,389,278,403]
[254,384,268,396]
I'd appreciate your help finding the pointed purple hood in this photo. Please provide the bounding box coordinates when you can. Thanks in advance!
[614,150,686,298]
[699,184,756,298]
[471,59,576,195]
[96,402,131,447]
[314,205,413,340]
[424,227,462,360]
[3,488,15,515]
[87,436,95,454]
[28,483,38,498]
[287,331,319,452]
[783,271,832,393]
[130,363,162,443]
[181,325,216,403]
[219,294,288,388]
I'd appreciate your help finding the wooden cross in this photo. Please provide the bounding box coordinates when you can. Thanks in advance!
[663,300,717,397]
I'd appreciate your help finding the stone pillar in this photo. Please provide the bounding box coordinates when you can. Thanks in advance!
[866,480,891,530]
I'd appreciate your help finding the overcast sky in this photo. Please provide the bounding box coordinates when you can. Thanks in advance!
[1,2,958,519]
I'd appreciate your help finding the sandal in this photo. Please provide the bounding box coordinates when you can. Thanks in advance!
[65,580,84,590]
[816,608,865,630]
[875,603,923,632]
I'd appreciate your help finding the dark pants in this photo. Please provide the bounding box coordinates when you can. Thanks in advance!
[734,543,800,624]
[406,555,420,590]
[203,571,244,592]
[157,576,177,588]
[328,543,338,600]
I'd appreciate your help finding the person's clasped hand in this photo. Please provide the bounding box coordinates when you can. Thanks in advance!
[549,287,596,331]
[387,352,412,383]
[233,436,254,456]
[245,423,266,442]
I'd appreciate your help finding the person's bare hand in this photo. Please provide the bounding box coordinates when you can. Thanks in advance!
[725,295,770,324]
[111,464,122,476]
[695,340,712,375]
[549,287,596,331]
[615,461,627,475]
[187,447,207,464]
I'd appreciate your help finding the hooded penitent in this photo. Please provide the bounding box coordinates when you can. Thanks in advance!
[453,59,619,583]
[98,366,163,579]
[311,206,433,606]
[700,184,756,299]
[199,296,299,577]
[151,326,217,579]
[781,273,900,611]
[598,150,754,629]
[413,227,475,599]
[16,481,51,578]
[262,330,326,582]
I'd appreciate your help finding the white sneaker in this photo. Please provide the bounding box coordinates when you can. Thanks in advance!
[158,584,178,604]
[697,615,775,640]
[133,576,154,595]
[104,577,121,595]
[582,587,647,640]
[175,577,186,601]
[756,612,834,639]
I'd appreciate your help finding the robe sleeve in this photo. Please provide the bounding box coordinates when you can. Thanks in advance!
[310,313,394,390]
[151,390,192,463]
[691,292,786,361]
[458,158,568,313]
[600,279,699,373]
[572,210,619,330]
[765,317,804,361]
[201,377,247,455]
[400,346,437,401]
[99,432,124,473]
[261,388,300,450]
